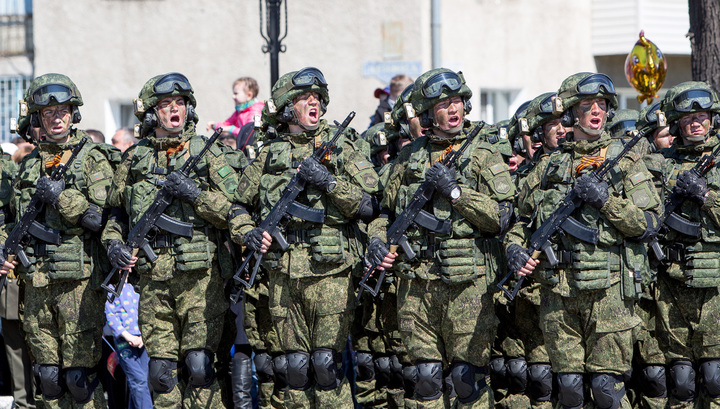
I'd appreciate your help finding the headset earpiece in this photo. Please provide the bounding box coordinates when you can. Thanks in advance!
[669,120,680,137]
[560,109,574,128]
[419,111,434,129]
[606,107,616,121]
[464,98,472,115]
[532,127,544,144]
[140,111,157,137]
[713,113,720,129]
[186,104,197,124]
[29,112,40,128]
[278,105,294,123]
[71,106,82,124]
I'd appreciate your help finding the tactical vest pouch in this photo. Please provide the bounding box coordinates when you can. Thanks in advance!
[175,236,217,273]
[45,235,91,281]
[569,242,618,291]
[260,250,284,272]
[309,226,347,264]
[619,241,649,300]
[682,242,720,288]
[437,237,484,284]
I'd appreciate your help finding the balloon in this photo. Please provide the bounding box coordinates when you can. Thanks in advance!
[625,30,667,104]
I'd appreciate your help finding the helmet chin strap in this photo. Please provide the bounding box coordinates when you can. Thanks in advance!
[683,132,708,143]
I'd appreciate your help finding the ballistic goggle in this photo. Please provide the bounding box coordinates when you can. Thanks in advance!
[576,73,616,96]
[609,119,637,138]
[292,67,327,88]
[537,93,555,114]
[421,71,464,99]
[154,73,193,94]
[31,83,76,106]
[672,89,715,113]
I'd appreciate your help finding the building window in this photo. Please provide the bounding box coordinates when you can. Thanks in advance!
[0,75,31,142]
[478,89,519,124]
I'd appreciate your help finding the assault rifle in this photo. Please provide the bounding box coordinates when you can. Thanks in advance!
[101,129,222,302]
[0,137,88,296]
[497,129,658,300]
[661,141,720,238]
[356,123,484,299]
[230,112,356,299]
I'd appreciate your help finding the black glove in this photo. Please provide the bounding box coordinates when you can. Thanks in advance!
[498,201,514,234]
[507,244,531,274]
[79,203,103,232]
[107,239,133,270]
[165,171,201,203]
[573,174,609,209]
[36,176,65,206]
[674,170,709,203]
[243,228,266,252]
[426,162,461,200]
[297,157,336,192]
[364,237,390,269]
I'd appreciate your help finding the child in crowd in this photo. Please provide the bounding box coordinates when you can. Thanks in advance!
[207,76,264,137]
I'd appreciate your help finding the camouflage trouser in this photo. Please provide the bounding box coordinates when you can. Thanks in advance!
[397,277,498,408]
[269,270,355,409]
[138,265,227,409]
[23,279,106,409]
[244,273,283,408]
[353,279,405,408]
[655,274,720,408]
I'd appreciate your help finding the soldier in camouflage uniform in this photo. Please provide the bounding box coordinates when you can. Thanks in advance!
[102,73,239,408]
[365,68,516,408]
[643,81,720,408]
[606,109,639,140]
[229,67,380,409]
[505,72,662,409]
[636,102,674,155]
[0,73,119,408]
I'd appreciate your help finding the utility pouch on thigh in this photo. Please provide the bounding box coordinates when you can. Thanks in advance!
[261,250,283,272]
[437,237,483,284]
[570,242,614,291]
[175,237,216,273]
[683,242,720,288]
[309,226,347,264]
[46,235,90,280]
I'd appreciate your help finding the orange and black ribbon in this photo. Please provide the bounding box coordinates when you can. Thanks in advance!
[45,152,63,169]
[166,141,187,158]
[576,155,605,174]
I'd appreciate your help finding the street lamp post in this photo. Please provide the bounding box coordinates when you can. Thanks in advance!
[259,0,287,89]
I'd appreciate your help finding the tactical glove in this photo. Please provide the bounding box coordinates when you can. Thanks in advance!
[79,203,104,232]
[507,244,531,275]
[674,171,709,203]
[165,171,201,203]
[36,176,65,206]
[573,174,609,209]
[107,239,133,270]
[364,237,390,269]
[298,157,336,193]
[244,228,267,253]
[426,162,461,200]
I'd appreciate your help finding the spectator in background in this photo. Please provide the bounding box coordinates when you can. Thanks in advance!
[207,76,264,137]
[219,133,238,150]
[111,127,139,153]
[86,129,105,143]
[369,74,414,128]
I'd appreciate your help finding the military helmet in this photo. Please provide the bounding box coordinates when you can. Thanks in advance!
[366,122,397,156]
[508,100,533,140]
[556,72,619,112]
[134,72,197,122]
[493,119,516,157]
[411,68,472,118]
[524,92,559,134]
[267,67,330,119]
[388,83,416,128]
[23,73,83,115]
[636,101,664,136]
[660,81,720,124]
[606,108,638,138]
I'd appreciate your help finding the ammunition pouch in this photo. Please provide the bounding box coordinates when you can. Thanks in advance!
[437,237,486,284]
[175,232,217,273]
[309,226,347,264]
[42,234,92,281]
[666,241,720,288]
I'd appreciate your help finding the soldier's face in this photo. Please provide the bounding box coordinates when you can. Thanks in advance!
[292,92,322,128]
[574,98,607,133]
[40,104,72,140]
[432,96,464,133]
[679,111,711,144]
[652,126,674,149]
[541,118,569,150]
[156,96,187,133]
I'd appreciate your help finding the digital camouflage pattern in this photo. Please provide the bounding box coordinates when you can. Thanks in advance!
[659,81,720,124]
[410,68,472,117]
[555,72,619,113]
[23,73,83,115]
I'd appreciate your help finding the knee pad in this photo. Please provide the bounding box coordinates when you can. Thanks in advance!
[185,349,215,388]
[415,360,443,401]
[148,358,178,394]
[641,365,667,398]
[355,352,375,382]
[450,361,486,404]
[374,356,391,387]
[700,360,720,398]
[389,355,404,389]
[527,363,553,402]
[403,365,418,398]
[590,373,625,409]
[669,361,696,402]
[65,367,100,404]
[272,354,289,390]
[254,352,274,384]
[489,356,508,390]
[557,373,584,409]
[506,357,528,394]
[311,348,342,391]
[37,364,64,400]
[286,351,311,391]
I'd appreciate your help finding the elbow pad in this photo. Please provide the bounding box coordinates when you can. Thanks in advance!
[498,201,515,234]
[228,203,250,220]
[354,193,380,222]
[79,203,104,232]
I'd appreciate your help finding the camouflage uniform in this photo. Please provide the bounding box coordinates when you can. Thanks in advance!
[102,73,238,409]
[644,81,720,408]
[505,73,662,409]
[13,74,116,409]
[230,67,380,409]
[375,68,515,408]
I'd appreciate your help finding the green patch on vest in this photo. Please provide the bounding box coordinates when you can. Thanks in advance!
[218,165,233,178]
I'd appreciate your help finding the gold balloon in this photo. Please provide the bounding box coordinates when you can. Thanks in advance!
[625,30,667,104]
